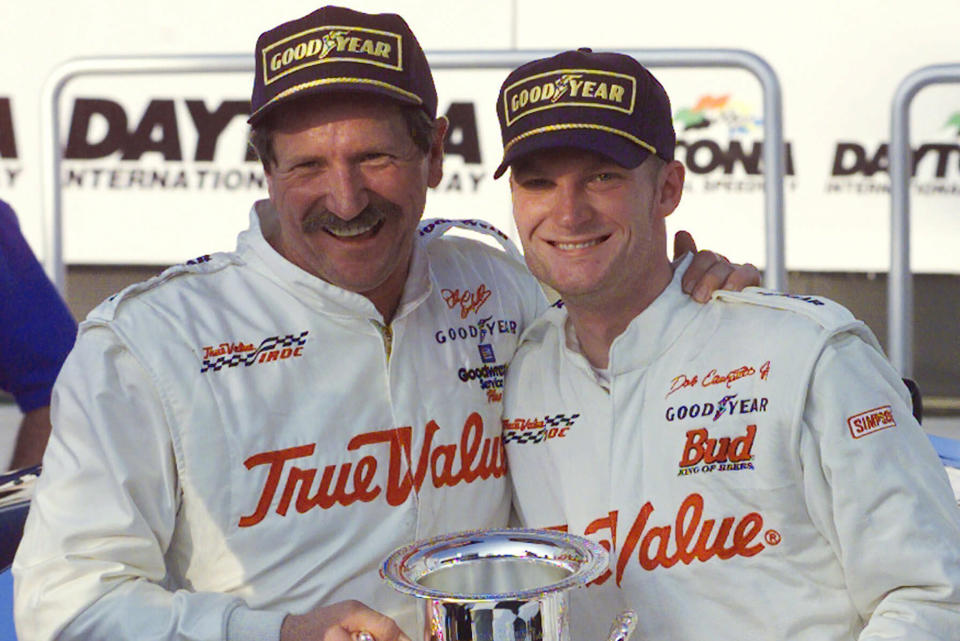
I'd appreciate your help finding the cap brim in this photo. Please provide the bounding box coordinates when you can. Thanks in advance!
[493,128,652,179]
[248,82,424,125]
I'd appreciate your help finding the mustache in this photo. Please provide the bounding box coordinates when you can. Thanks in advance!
[301,198,403,234]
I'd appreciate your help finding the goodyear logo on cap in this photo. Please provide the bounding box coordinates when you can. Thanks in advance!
[503,69,636,127]
[262,26,402,85]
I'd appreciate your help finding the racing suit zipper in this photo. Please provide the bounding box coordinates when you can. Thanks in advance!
[369,318,422,537]
[371,320,393,363]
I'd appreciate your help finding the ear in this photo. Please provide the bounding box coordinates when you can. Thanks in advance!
[426,116,449,189]
[656,160,685,219]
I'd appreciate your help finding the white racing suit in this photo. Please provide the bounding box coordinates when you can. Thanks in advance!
[504,257,960,641]
[13,201,547,641]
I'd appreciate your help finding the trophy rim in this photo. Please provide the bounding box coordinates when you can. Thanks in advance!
[380,527,609,602]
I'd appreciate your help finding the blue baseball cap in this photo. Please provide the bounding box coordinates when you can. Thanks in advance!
[248,5,437,125]
[495,48,675,178]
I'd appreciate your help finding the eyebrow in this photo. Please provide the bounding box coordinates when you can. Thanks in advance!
[513,154,617,177]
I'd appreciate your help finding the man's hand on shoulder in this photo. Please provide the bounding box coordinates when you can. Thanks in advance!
[673,230,762,303]
[280,601,410,641]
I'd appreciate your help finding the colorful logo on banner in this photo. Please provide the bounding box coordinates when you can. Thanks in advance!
[671,94,794,192]
[674,94,762,137]
[946,112,960,137]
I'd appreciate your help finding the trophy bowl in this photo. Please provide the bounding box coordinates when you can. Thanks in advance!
[381,528,609,641]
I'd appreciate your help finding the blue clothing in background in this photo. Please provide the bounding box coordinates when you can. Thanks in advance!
[0,569,15,640]
[0,200,76,411]
[930,434,960,469]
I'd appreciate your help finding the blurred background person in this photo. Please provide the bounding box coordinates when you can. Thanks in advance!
[0,199,76,471]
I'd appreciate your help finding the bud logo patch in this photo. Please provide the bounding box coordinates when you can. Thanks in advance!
[678,425,756,476]
[847,405,896,439]
[262,26,402,85]
[503,69,636,126]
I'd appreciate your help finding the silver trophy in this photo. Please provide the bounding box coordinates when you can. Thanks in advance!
[381,528,636,641]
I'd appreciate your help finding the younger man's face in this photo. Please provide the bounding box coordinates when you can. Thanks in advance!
[509,148,676,304]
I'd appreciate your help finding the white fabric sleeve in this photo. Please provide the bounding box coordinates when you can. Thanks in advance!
[799,332,960,640]
[226,605,286,641]
[12,326,285,641]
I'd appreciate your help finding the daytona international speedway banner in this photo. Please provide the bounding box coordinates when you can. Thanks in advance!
[1,0,958,275]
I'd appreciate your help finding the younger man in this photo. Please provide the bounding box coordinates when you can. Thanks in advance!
[498,48,960,640]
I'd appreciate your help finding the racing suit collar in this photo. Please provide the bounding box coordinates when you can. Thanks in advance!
[552,253,704,380]
[605,252,703,375]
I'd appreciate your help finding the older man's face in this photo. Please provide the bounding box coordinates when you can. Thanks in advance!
[265,96,444,317]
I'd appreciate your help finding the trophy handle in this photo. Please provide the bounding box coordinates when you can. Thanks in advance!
[605,609,638,641]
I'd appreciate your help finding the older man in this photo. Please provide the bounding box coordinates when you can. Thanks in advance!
[13,9,755,641]
[498,48,960,641]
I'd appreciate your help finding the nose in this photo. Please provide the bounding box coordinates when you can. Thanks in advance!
[553,181,592,229]
[324,163,369,220]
